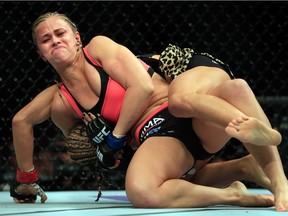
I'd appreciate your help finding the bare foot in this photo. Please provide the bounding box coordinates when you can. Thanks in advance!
[228,181,274,207]
[240,155,272,191]
[225,116,282,146]
[274,185,288,211]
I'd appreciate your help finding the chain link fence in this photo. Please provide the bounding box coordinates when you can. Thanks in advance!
[1,1,287,191]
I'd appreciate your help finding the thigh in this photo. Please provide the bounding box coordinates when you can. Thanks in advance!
[169,67,231,95]
[192,119,230,154]
[126,137,194,189]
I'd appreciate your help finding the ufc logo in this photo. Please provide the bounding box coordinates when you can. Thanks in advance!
[96,146,103,162]
[92,126,110,144]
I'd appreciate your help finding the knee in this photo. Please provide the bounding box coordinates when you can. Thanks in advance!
[227,79,253,97]
[126,183,161,208]
[168,93,182,116]
[168,93,198,117]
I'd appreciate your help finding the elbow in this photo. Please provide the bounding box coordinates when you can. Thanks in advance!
[12,110,30,131]
[143,80,154,98]
[12,113,24,128]
[147,82,155,95]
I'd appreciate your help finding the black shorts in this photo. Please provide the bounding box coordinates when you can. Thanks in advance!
[137,52,235,80]
[189,53,235,79]
[134,103,215,160]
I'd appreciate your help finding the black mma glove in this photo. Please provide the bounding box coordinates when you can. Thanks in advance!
[86,114,127,170]
[10,168,47,203]
[86,114,112,145]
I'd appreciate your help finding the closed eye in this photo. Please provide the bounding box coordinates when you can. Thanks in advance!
[55,29,66,37]
[41,37,50,43]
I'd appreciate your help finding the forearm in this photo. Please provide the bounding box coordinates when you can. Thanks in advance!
[11,120,48,203]
[113,86,152,136]
[88,36,154,136]
[11,85,56,170]
[12,120,35,171]
[109,46,154,136]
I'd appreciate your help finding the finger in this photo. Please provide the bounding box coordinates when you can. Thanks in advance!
[82,118,88,125]
[82,113,91,125]
[13,197,20,203]
[32,183,48,203]
[13,198,35,203]
[83,112,94,121]
[40,194,48,203]
[24,198,36,203]
[109,159,121,169]
[115,150,123,159]
[88,112,96,120]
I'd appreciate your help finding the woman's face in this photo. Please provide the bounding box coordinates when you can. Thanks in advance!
[34,16,80,66]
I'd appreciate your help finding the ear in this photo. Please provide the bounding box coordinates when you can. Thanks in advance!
[75,31,81,43]
[37,50,47,61]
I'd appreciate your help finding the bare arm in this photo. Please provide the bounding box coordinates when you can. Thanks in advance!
[86,36,154,136]
[12,85,58,171]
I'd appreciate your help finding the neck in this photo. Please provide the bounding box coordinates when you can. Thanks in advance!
[57,50,86,87]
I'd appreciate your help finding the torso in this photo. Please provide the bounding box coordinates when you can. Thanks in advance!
[131,73,169,134]
[57,50,169,136]
[64,61,101,111]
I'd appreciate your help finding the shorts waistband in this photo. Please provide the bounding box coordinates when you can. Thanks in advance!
[134,102,168,144]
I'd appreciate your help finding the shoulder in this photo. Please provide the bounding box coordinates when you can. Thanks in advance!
[35,84,59,98]
[88,35,118,51]
[90,35,113,43]
[86,35,121,63]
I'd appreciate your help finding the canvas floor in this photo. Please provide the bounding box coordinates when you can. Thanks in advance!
[0,189,286,216]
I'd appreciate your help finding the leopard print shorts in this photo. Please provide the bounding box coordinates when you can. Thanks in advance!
[159,44,194,80]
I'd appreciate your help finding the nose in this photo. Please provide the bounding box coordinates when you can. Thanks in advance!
[51,36,60,46]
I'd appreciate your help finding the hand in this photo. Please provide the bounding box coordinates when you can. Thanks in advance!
[83,112,122,169]
[95,141,121,170]
[83,112,112,145]
[83,112,126,150]
[10,168,47,203]
[10,181,47,203]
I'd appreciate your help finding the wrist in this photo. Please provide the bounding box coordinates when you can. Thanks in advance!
[112,133,126,139]
[16,167,39,184]
[19,166,35,173]
[107,132,126,150]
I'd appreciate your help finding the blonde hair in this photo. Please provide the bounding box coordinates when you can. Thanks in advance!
[32,12,78,46]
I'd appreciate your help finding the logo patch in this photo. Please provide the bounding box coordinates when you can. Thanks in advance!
[92,126,110,144]
[140,117,165,141]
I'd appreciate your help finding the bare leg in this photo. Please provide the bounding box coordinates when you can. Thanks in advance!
[168,69,281,146]
[188,154,272,191]
[126,138,274,208]
[168,69,287,211]
[210,82,286,211]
